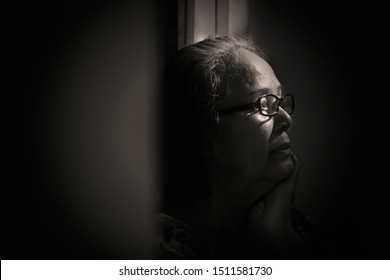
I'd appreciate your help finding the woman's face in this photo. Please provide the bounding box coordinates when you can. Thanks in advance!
[210,48,293,206]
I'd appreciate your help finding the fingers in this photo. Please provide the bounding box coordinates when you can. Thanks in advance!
[249,153,300,237]
[248,153,307,258]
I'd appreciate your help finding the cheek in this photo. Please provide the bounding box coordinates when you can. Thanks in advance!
[212,116,274,176]
[243,119,273,174]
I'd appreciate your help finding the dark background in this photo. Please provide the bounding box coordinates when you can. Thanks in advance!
[3,0,389,259]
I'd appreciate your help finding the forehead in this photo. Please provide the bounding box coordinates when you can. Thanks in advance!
[223,48,281,106]
[237,48,279,90]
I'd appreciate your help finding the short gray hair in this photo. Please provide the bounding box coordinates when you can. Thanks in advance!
[160,36,267,209]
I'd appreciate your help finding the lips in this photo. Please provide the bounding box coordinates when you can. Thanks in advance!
[270,142,290,153]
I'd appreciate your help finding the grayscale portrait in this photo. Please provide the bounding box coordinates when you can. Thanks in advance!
[3,0,388,260]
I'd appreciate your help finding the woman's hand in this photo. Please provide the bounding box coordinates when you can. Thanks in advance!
[248,154,308,258]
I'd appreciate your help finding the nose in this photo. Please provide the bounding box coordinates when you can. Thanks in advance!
[273,107,292,133]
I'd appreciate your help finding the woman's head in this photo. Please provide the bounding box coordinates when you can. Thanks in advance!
[160,36,293,210]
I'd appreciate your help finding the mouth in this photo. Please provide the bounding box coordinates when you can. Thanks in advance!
[270,142,291,156]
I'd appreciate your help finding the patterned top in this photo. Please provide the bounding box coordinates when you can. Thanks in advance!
[154,210,335,259]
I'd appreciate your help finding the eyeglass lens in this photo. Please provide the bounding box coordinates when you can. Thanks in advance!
[260,95,293,115]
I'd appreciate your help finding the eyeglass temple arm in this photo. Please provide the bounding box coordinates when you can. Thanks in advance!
[219,102,258,114]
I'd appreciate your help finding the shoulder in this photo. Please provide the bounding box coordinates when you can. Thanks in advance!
[153,213,209,259]
[291,209,337,258]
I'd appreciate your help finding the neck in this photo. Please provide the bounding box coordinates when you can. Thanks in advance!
[170,178,276,258]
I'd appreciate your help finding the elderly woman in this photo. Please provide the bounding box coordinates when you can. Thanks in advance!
[156,36,329,259]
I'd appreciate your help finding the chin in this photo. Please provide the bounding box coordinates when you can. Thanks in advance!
[263,155,294,181]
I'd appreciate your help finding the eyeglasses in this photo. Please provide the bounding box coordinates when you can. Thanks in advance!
[219,93,294,116]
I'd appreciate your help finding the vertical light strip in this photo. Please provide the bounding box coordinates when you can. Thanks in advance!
[178,0,186,49]
[216,0,229,36]
[193,0,215,43]
[186,0,194,45]
[215,0,218,36]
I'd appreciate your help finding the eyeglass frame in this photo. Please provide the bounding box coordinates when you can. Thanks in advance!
[219,93,295,116]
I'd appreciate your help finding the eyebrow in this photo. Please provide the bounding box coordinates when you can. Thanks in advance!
[248,85,283,97]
